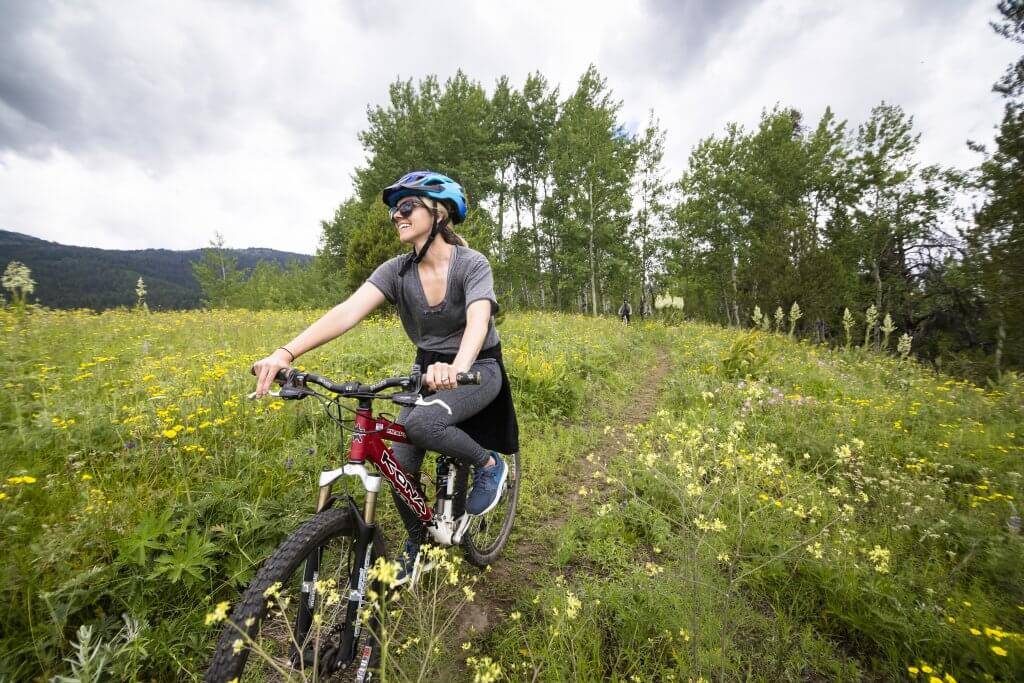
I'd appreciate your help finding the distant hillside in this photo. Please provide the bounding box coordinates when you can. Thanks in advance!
[0,230,312,310]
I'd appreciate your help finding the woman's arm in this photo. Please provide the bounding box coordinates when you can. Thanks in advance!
[252,282,386,396]
[424,299,491,391]
[282,282,386,358]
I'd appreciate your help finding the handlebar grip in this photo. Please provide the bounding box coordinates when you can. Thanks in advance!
[456,371,481,385]
[248,366,293,382]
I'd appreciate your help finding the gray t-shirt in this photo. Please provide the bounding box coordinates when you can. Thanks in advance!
[367,245,501,354]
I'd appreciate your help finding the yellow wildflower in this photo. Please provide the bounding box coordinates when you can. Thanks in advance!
[367,558,399,589]
[204,601,230,626]
[565,591,581,620]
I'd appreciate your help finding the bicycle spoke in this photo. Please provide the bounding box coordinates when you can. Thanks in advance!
[245,534,357,678]
[462,452,519,565]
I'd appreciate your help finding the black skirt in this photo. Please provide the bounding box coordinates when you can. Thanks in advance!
[414,343,520,455]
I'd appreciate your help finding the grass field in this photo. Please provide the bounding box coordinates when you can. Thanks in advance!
[485,326,1024,682]
[1,308,1022,681]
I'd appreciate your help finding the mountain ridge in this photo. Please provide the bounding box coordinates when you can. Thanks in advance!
[0,229,313,310]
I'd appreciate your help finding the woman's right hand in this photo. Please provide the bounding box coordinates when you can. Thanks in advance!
[251,349,294,398]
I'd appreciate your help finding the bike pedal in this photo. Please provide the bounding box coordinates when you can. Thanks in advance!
[391,557,439,592]
[289,646,317,669]
[407,558,436,588]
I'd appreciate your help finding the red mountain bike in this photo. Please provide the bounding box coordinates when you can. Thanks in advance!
[205,367,520,682]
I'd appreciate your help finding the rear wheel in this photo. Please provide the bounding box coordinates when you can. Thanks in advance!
[205,506,386,682]
[461,451,520,567]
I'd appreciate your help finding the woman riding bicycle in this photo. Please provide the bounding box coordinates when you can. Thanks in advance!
[251,171,519,580]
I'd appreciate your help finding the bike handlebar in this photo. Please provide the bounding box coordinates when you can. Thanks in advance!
[250,367,481,402]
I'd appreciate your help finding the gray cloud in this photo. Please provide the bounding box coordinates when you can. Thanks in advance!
[0,0,1017,252]
[637,0,765,81]
[0,2,250,165]
[0,0,74,153]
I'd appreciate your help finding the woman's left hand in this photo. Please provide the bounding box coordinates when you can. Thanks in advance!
[424,362,463,392]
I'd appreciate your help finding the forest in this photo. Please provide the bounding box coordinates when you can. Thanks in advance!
[6,5,1021,379]
[0,230,311,311]
[2,5,1023,681]
[308,4,1022,378]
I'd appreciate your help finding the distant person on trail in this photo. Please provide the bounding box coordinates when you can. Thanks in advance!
[250,171,519,580]
[618,298,632,324]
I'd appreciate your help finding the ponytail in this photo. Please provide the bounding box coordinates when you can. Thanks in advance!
[439,221,468,247]
[421,196,468,247]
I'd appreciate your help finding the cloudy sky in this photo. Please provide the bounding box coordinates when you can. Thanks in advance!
[0,0,1017,254]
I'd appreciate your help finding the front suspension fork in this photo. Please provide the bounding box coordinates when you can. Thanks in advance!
[317,466,381,521]
[294,471,382,667]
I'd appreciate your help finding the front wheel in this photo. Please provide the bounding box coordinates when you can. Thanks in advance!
[462,451,520,567]
[205,506,386,683]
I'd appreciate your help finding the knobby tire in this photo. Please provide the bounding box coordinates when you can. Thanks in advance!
[461,451,521,567]
[205,507,385,682]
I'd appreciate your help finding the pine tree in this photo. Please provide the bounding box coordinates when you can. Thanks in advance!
[191,232,246,308]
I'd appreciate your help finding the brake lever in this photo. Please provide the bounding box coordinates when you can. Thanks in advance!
[278,385,311,400]
[390,367,450,414]
[246,388,284,400]
[414,395,453,415]
[409,368,424,393]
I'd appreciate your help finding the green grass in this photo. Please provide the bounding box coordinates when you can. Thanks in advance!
[0,308,652,680]
[2,309,1022,681]
[486,324,1024,682]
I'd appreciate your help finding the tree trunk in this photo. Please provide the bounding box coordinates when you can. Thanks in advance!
[640,199,649,320]
[730,251,740,327]
[531,182,544,308]
[513,186,522,236]
[497,177,506,243]
[995,317,1005,380]
[588,180,598,317]
[873,257,883,312]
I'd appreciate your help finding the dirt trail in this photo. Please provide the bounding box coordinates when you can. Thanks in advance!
[456,343,672,640]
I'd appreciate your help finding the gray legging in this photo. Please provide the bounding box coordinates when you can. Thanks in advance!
[391,359,501,543]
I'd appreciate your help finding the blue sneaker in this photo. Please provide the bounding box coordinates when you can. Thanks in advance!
[466,452,508,515]
[395,538,421,584]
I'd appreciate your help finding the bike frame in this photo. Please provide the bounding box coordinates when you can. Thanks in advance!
[256,370,489,678]
[314,400,473,547]
[316,404,432,521]
[298,403,451,670]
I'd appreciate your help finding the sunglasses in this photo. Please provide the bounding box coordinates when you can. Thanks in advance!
[389,198,427,222]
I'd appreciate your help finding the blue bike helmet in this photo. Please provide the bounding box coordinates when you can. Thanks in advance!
[382,170,468,224]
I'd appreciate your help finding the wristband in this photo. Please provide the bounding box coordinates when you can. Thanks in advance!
[277,346,295,362]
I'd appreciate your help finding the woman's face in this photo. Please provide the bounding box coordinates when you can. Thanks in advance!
[390,197,434,245]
